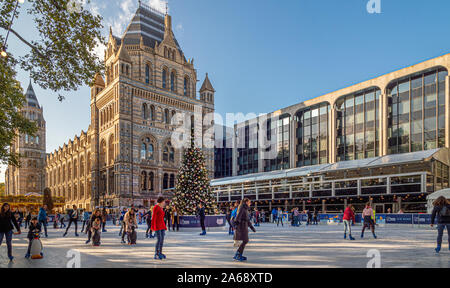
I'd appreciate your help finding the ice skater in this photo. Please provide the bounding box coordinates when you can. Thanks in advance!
[197,203,206,235]
[430,196,450,253]
[124,208,138,245]
[63,205,79,237]
[38,205,48,237]
[0,203,21,261]
[25,217,42,258]
[233,198,256,262]
[361,202,377,239]
[85,209,103,245]
[143,207,154,238]
[152,197,167,260]
[91,217,102,246]
[343,204,355,240]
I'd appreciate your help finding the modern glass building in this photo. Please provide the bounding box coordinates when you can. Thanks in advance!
[213,54,450,213]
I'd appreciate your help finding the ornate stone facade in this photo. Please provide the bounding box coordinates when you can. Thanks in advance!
[6,4,215,211]
[5,82,47,197]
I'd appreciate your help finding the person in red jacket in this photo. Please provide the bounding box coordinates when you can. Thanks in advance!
[151,197,167,260]
[343,204,356,240]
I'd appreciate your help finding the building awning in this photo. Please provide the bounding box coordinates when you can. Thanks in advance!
[211,148,447,187]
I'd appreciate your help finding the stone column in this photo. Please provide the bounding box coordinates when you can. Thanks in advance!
[322,199,326,213]
[381,92,388,156]
[445,76,450,148]
[329,106,336,163]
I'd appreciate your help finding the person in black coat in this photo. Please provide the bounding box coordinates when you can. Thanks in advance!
[25,217,42,258]
[143,208,154,238]
[197,203,206,236]
[0,203,21,261]
[430,196,450,253]
[233,198,256,261]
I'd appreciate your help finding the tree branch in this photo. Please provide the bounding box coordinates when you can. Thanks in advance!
[0,25,48,59]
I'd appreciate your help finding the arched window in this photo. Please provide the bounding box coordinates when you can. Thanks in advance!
[148,144,154,160]
[163,147,169,162]
[169,147,175,162]
[184,77,190,96]
[80,185,84,198]
[142,103,148,119]
[162,69,167,89]
[87,153,91,173]
[145,64,151,84]
[148,172,154,191]
[169,174,175,188]
[141,143,147,160]
[141,171,147,191]
[100,140,106,167]
[73,159,77,179]
[164,109,170,124]
[150,105,155,121]
[109,134,115,166]
[80,156,85,176]
[68,163,72,180]
[163,173,169,190]
[170,71,176,92]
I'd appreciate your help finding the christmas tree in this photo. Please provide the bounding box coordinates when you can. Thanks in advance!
[172,131,218,215]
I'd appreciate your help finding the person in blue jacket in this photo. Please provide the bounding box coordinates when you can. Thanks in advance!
[38,205,48,238]
[271,208,277,223]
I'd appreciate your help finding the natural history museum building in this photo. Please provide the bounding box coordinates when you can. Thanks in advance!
[5,3,215,210]
[213,54,450,213]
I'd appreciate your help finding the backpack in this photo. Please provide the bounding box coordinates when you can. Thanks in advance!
[439,205,450,217]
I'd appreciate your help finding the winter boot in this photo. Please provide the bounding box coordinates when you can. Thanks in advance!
[85,239,91,244]
[25,253,30,259]
[344,233,346,239]
[160,253,166,259]
[233,252,241,261]
[435,245,441,253]
[8,256,14,261]
[200,230,206,236]
[360,232,364,238]
[372,233,377,239]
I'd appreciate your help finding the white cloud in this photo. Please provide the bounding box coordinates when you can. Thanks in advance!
[148,0,168,14]
[176,23,183,31]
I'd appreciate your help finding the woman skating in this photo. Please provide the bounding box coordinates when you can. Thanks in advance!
[124,208,138,245]
[343,204,355,240]
[151,197,167,260]
[430,196,450,253]
[143,207,154,238]
[361,202,377,239]
[233,198,256,262]
[0,203,21,261]
[85,209,103,245]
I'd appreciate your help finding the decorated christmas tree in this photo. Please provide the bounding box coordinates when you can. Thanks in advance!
[172,131,218,215]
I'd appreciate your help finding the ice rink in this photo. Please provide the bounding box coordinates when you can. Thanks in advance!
[0,222,449,268]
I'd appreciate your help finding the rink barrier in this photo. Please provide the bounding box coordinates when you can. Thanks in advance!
[178,215,227,228]
[272,213,433,225]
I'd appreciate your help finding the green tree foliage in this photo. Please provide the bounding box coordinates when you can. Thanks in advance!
[172,138,218,216]
[0,0,104,165]
[0,183,5,196]
[0,54,37,166]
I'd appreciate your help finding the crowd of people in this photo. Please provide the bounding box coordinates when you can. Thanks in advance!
[0,196,449,263]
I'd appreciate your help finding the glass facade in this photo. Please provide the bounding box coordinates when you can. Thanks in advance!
[237,123,259,175]
[336,88,380,161]
[264,115,290,172]
[388,68,447,154]
[296,103,330,167]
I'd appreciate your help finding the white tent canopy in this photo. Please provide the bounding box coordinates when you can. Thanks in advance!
[426,189,450,213]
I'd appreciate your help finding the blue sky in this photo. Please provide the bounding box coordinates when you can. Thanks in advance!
[1,0,450,181]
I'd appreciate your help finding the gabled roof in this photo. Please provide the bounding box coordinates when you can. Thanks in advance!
[200,73,215,92]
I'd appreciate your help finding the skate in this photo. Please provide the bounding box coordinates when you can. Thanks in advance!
[25,253,30,259]
[349,235,355,241]
[435,245,441,253]
[344,233,346,239]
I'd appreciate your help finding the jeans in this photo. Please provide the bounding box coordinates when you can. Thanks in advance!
[343,220,352,235]
[277,217,283,227]
[39,220,48,236]
[437,224,450,246]
[155,230,165,254]
[0,231,13,258]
